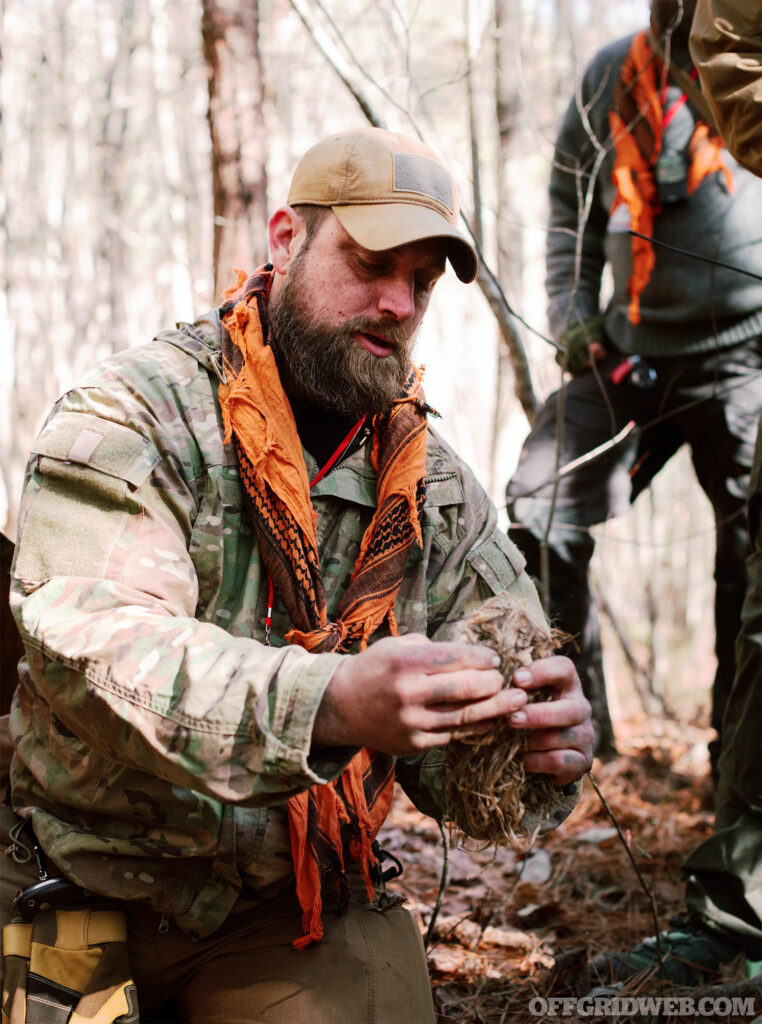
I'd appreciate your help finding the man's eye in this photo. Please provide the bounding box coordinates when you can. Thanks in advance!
[357,257,385,274]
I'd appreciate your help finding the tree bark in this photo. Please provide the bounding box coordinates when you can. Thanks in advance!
[201,0,269,301]
[492,0,537,471]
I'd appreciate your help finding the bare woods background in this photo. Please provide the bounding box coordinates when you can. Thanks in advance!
[0,0,715,729]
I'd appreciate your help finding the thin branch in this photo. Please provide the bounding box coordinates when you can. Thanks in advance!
[301,0,424,133]
[425,819,450,949]
[630,230,762,282]
[506,367,762,505]
[471,256,539,422]
[419,68,471,99]
[286,0,386,128]
[538,64,615,610]
[593,580,674,718]
[470,855,527,951]
[587,771,665,979]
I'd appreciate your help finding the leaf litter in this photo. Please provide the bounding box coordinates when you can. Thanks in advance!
[377,718,759,1023]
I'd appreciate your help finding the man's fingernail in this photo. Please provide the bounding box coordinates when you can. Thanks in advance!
[513,669,531,685]
[509,711,527,725]
[492,655,501,668]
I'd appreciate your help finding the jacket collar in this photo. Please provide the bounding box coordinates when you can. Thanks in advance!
[155,310,462,508]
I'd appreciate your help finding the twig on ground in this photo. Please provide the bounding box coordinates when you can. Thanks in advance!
[586,770,665,978]
[425,818,451,949]
[471,855,527,951]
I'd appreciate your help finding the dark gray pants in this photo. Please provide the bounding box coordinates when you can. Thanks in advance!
[684,414,762,957]
[506,337,762,762]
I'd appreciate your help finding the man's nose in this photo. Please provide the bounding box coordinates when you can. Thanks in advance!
[376,275,416,321]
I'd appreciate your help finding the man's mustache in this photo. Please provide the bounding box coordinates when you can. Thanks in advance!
[339,316,411,350]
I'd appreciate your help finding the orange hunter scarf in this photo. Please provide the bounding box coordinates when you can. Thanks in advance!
[217,267,429,948]
[609,31,734,325]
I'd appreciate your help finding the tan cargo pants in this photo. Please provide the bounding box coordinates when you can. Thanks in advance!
[1,809,435,1024]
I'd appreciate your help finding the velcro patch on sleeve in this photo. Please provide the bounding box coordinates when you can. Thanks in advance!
[32,412,161,487]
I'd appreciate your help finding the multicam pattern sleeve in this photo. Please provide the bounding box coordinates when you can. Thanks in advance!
[10,339,348,810]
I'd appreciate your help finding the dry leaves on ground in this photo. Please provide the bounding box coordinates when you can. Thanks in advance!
[377,719,757,1023]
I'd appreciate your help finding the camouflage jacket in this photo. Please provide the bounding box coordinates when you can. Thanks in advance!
[9,310,579,938]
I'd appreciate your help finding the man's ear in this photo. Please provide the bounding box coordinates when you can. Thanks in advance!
[269,206,305,274]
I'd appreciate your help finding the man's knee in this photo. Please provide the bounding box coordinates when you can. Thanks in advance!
[176,899,435,1024]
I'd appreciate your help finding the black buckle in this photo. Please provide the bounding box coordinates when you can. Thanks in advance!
[14,877,89,922]
[370,841,404,885]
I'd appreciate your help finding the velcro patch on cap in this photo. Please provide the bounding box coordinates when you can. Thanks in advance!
[393,153,453,212]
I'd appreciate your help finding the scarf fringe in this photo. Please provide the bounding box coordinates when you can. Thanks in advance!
[290,780,354,949]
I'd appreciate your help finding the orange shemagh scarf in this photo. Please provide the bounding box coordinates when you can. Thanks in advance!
[217,267,429,948]
[609,31,734,325]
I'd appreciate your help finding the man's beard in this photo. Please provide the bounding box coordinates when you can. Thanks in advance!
[268,261,414,419]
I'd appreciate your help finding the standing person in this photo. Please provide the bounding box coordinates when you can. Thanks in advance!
[589,0,762,989]
[1,128,593,1023]
[593,410,762,985]
[505,0,762,763]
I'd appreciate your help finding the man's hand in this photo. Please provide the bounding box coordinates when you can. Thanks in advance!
[508,655,593,787]
[313,635,529,757]
[555,315,606,375]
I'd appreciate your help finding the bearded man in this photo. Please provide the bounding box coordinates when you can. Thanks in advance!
[1,128,592,1023]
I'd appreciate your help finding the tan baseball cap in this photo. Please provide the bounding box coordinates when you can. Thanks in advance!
[287,128,478,283]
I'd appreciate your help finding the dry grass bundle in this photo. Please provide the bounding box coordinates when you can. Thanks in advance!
[443,593,564,849]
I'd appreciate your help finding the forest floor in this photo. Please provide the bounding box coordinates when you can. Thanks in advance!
[377,717,759,1024]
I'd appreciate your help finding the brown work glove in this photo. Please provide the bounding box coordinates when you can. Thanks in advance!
[555,315,606,375]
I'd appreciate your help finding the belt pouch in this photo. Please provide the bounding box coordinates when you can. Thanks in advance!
[2,909,138,1024]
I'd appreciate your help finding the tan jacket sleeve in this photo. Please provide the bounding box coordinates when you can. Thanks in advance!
[690,0,762,175]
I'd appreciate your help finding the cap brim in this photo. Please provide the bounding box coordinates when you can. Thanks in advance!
[332,203,478,283]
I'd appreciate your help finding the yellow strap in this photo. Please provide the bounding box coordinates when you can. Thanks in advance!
[30,943,100,993]
[69,983,134,1024]
[2,923,31,959]
[54,909,128,948]
[84,909,128,946]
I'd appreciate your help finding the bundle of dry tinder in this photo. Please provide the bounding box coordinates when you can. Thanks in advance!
[443,592,564,849]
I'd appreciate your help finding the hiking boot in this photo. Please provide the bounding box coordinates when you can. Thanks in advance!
[591,923,746,987]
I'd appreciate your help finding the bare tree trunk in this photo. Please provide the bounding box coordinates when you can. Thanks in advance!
[201,0,269,301]
[464,0,483,254]
[552,0,577,113]
[490,0,533,491]
[97,0,136,357]
[494,0,522,294]
[0,0,12,533]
